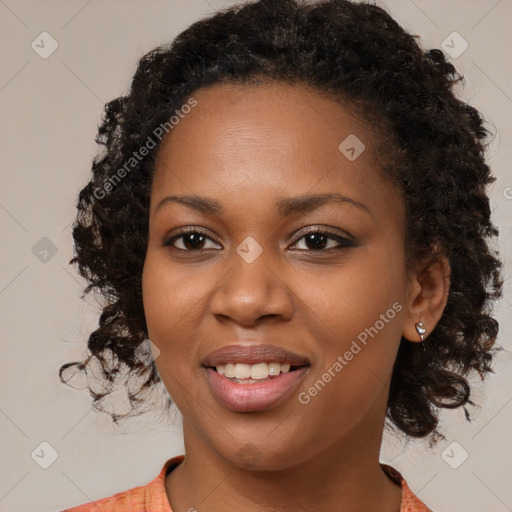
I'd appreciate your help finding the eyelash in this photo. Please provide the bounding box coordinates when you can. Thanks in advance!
[163,226,355,253]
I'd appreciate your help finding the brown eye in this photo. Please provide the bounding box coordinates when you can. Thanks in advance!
[290,228,355,251]
[163,228,221,251]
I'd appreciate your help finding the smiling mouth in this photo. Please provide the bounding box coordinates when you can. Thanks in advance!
[207,362,307,383]
[201,343,311,410]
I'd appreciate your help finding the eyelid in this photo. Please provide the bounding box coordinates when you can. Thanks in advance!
[291,225,355,243]
[163,226,222,248]
[163,225,356,251]
[288,227,356,251]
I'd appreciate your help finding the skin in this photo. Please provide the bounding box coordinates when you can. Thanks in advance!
[142,82,450,512]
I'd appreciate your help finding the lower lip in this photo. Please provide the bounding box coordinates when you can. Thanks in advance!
[204,366,309,412]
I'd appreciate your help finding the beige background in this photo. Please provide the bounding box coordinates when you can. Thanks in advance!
[1,1,511,511]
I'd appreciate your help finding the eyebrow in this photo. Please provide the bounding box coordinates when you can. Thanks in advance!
[155,192,372,218]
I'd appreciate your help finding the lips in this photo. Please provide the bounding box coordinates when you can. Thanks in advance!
[201,343,310,367]
[201,343,310,412]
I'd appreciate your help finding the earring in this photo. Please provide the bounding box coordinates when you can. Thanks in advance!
[415,321,426,342]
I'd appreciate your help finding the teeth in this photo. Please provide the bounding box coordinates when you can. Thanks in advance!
[268,363,281,376]
[235,363,251,379]
[224,363,235,378]
[215,362,294,379]
[250,363,268,379]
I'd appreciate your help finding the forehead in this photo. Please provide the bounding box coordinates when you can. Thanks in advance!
[150,82,401,224]
[155,82,373,167]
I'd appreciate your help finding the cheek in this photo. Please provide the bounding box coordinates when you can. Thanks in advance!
[141,266,190,409]
[142,251,203,340]
[299,247,406,347]
[294,249,405,413]
[293,306,403,450]
[141,252,215,399]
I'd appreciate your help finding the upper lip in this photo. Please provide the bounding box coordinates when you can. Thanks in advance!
[201,343,310,367]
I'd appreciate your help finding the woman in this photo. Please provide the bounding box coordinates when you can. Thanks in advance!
[59,0,503,510]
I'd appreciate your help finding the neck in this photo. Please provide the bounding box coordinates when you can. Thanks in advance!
[165,416,402,512]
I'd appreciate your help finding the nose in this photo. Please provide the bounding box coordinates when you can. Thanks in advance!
[209,247,295,327]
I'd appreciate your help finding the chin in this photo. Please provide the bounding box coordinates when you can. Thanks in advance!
[212,435,314,473]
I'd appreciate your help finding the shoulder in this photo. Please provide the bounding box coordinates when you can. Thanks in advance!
[400,479,433,512]
[381,464,434,512]
[61,483,146,512]
[60,455,184,512]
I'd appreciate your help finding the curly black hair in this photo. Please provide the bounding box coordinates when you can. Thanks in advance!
[59,0,503,441]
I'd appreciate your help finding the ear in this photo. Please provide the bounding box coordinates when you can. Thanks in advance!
[402,253,451,343]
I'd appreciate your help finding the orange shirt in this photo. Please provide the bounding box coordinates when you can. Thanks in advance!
[62,455,432,511]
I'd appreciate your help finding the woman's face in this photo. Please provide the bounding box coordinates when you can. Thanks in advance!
[142,82,413,470]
